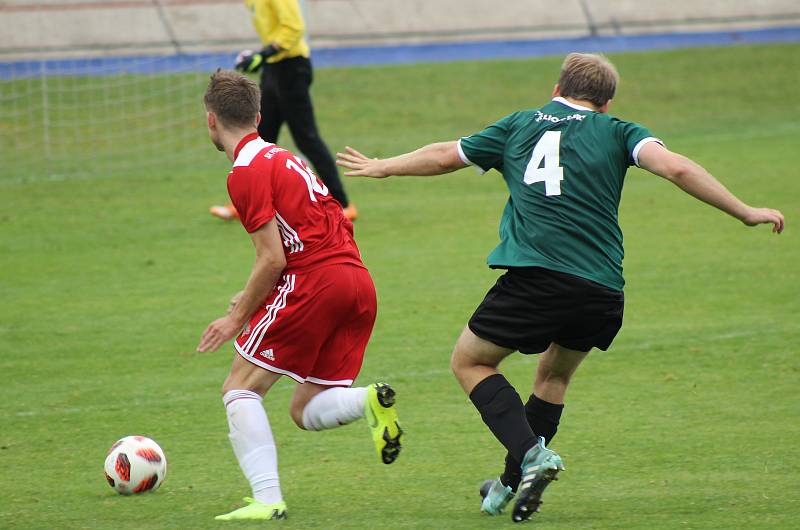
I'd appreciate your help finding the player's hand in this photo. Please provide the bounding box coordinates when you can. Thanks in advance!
[234,50,264,73]
[336,146,389,178]
[235,45,280,73]
[197,315,244,353]
[741,207,785,233]
[227,290,244,315]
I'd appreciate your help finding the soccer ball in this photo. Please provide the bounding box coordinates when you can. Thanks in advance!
[104,435,167,495]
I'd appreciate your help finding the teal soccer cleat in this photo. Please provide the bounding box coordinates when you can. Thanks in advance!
[511,437,564,523]
[480,478,515,515]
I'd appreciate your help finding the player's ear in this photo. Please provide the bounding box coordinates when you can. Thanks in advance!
[552,84,561,97]
[254,111,261,128]
[207,111,216,129]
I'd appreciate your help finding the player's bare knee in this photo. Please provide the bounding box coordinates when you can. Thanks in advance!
[536,343,588,385]
[450,347,472,377]
[288,390,313,430]
[221,376,239,396]
[536,370,572,388]
[221,373,269,397]
[289,404,307,430]
[221,379,256,396]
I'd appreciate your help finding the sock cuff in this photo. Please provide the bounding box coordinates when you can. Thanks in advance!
[527,393,564,421]
[469,373,512,407]
[223,389,262,408]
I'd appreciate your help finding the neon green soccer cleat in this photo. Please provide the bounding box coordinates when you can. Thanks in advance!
[214,497,287,521]
[365,382,402,464]
[511,437,564,523]
[480,478,515,515]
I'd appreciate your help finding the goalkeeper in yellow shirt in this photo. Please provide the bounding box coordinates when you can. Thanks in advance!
[210,0,357,221]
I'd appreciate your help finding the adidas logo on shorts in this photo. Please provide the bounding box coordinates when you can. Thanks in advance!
[258,349,275,361]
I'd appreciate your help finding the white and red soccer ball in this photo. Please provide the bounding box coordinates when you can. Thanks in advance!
[104,436,167,495]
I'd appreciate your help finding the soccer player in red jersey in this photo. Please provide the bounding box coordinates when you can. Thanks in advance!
[198,70,402,521]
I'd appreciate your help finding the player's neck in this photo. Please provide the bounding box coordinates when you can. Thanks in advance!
[222,127,258,162]
[561,96,601,112]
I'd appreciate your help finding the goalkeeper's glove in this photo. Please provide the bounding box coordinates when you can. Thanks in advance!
[234,45,280,73]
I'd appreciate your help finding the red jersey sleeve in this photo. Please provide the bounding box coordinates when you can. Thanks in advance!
[227,165,276,233]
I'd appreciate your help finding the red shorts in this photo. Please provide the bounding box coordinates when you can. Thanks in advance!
[234,263,377,386]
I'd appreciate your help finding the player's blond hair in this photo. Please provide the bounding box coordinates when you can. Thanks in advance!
[558,53,619,107]
[203,70,260,128]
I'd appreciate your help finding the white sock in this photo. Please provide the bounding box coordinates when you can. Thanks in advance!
[223,390,282,505]
[301,386,368,431]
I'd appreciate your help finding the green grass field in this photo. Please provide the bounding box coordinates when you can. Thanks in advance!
[1,43,799,529]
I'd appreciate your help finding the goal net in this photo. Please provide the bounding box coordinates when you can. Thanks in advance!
[1,53,239,184]
[0,0,250,184]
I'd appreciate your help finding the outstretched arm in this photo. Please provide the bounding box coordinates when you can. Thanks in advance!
[637,142,784,233]
[336,141,467,178]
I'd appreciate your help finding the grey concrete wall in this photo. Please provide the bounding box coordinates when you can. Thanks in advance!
[1,0,799,58]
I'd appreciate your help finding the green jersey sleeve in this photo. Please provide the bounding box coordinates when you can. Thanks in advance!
[614,119,663,167]
[458,112,518,173]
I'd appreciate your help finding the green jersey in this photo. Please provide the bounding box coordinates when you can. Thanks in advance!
[458,97,661,291]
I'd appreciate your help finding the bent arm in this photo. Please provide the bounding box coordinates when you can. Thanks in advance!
[197,217,286,352]
[336,141,467,178]
[637,142,784,233]
[229,218,287,325]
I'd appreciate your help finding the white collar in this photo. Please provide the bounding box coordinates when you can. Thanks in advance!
[552,96,594,112]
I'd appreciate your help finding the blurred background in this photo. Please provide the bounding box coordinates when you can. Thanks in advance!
[1,0,799,182]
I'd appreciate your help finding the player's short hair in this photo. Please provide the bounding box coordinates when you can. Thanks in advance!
[203,70,260,128]
[558,53,619,107]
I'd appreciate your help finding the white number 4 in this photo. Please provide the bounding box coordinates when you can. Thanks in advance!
[523,130,564,196]
[286,156,329,202]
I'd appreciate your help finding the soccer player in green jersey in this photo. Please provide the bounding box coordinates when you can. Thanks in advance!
[336,53,784,523]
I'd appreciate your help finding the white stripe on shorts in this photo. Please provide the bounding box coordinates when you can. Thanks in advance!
[241,274,296,355]
[241,275,286,354]
[305,376,354,386]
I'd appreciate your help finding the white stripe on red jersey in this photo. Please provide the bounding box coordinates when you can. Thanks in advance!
[275,212,303,254]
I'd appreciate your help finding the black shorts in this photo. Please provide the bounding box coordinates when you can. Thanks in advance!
[468,267,624,354]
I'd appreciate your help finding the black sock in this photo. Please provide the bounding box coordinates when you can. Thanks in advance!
[469,374,537,464]
[500,394,564,490]
[525,393,564,444]
[500,452,520,490]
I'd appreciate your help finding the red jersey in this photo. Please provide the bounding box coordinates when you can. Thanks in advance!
[227,132,364,272]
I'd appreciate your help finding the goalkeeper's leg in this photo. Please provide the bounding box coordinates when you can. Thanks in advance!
[257,62,284,143]
[279,57,351,209]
